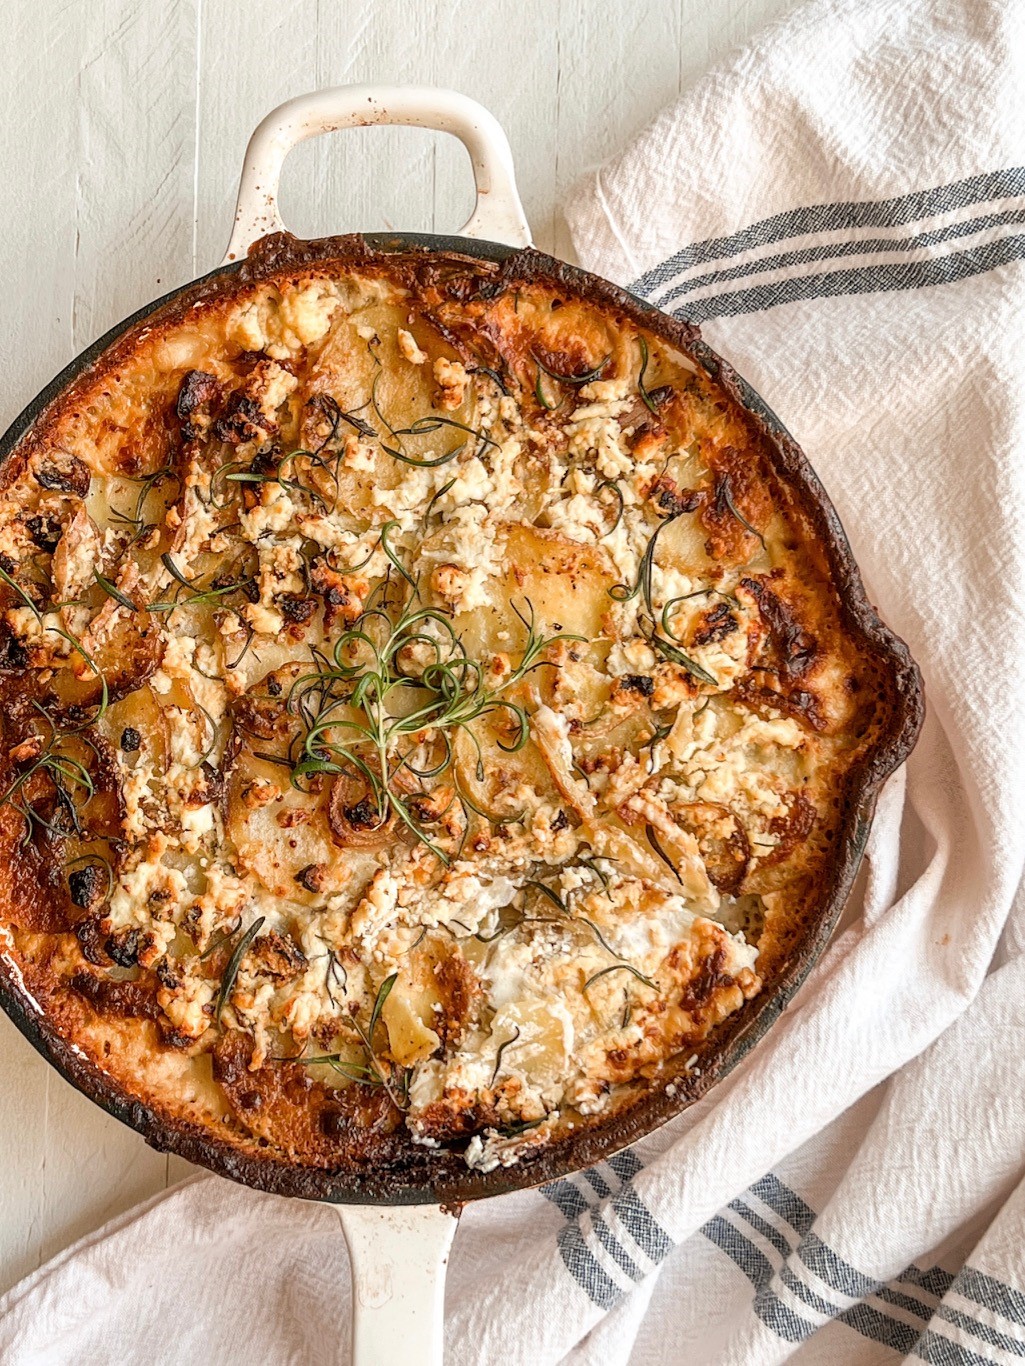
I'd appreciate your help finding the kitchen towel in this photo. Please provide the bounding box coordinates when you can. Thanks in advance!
[3,0,1025,1360]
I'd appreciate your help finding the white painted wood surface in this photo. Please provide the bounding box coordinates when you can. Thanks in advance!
[0,0,799,1298]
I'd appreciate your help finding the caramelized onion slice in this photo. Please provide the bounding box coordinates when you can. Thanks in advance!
[327,770,394,848]
[671,800,750,895]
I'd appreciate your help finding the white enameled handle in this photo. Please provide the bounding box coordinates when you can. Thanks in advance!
[336,1203,460,1366]
[223,85,532,264]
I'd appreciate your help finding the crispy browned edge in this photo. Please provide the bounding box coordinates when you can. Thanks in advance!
[0,232,924,1205]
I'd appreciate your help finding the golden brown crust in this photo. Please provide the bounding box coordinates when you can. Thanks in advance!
[0,234,922,1200]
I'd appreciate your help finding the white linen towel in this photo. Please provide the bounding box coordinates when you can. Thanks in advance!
[3,0,1025,1360]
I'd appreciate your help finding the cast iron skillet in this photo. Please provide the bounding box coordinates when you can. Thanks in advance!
[0,87,922,1360]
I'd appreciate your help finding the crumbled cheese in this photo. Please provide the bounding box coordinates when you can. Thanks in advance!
[180,802,215,845]
[406,867,517,937]
[565,380,635,479]
[349,869,402,947]
[546,492,605,544]
[445,456,491,505]
[343,436,377,475]
[607,638,658,675]
[158,970,214,1039]
[160,633,197,681]
[108,848,188,940]
[419,504,502,612]
[242,600,284,636]
[277,281,338,349]
[239,483,295,540]
[433,356,469,409]
[259,361,298,413]
[665,711,806,825]
[397,329,428,365]
[5,607,69,656]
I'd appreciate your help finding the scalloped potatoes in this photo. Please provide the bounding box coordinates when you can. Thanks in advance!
[0,245,899,1179]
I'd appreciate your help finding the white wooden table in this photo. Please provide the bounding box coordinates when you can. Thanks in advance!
[0,0,798,1297]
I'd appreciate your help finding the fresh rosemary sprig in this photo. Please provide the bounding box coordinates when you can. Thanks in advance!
[0,563,42,616]
[149,553,255,614]
[659,588,739,639]
[519,876,636,965]
[0,733,96,836]
[397,415,498,453]
[379,521,418,594]
[421,478,455,529]
[643,721,673,767]
[608,516,720,688]
[608,513,679,607]
[278,595,581,864]
[199,919,243,961]
[530,348,614,408]
[296,1054,385,1086]
[534,366,558,411]
[523,879,567,912]
[368,971,397,1040]
[0,566,110,734]
[578,856,616,896]
[641,624,718,686]
[108,463,179,530]
[343,972,407,1109]
[375,404,499,469]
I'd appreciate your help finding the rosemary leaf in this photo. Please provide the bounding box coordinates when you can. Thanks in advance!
[379,521,418,595]
[0,564,42,619]
[421,478,455,529]
[644,628,719,687]
[490,1026,521,1086]
[380,441,463,469]
[718,474,768,552]
[595,479,624,533]
[533,352,610,386]
[338,410,377,439]
[524,879,567,912]
[93,569,136,612]
[216,916,265,1024]
[199,918,242,961]
[578,856,613,893]
[368,971,398,1041]
[608,513,680,609]
[583,961,658,993]
[645,823,683,886]
[534,366,557,411]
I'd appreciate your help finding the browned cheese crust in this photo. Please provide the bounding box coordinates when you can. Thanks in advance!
[0,238,916,1187]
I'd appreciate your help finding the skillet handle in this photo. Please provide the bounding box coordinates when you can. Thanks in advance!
[223,85,532,263]
[336,1203,460,1366]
